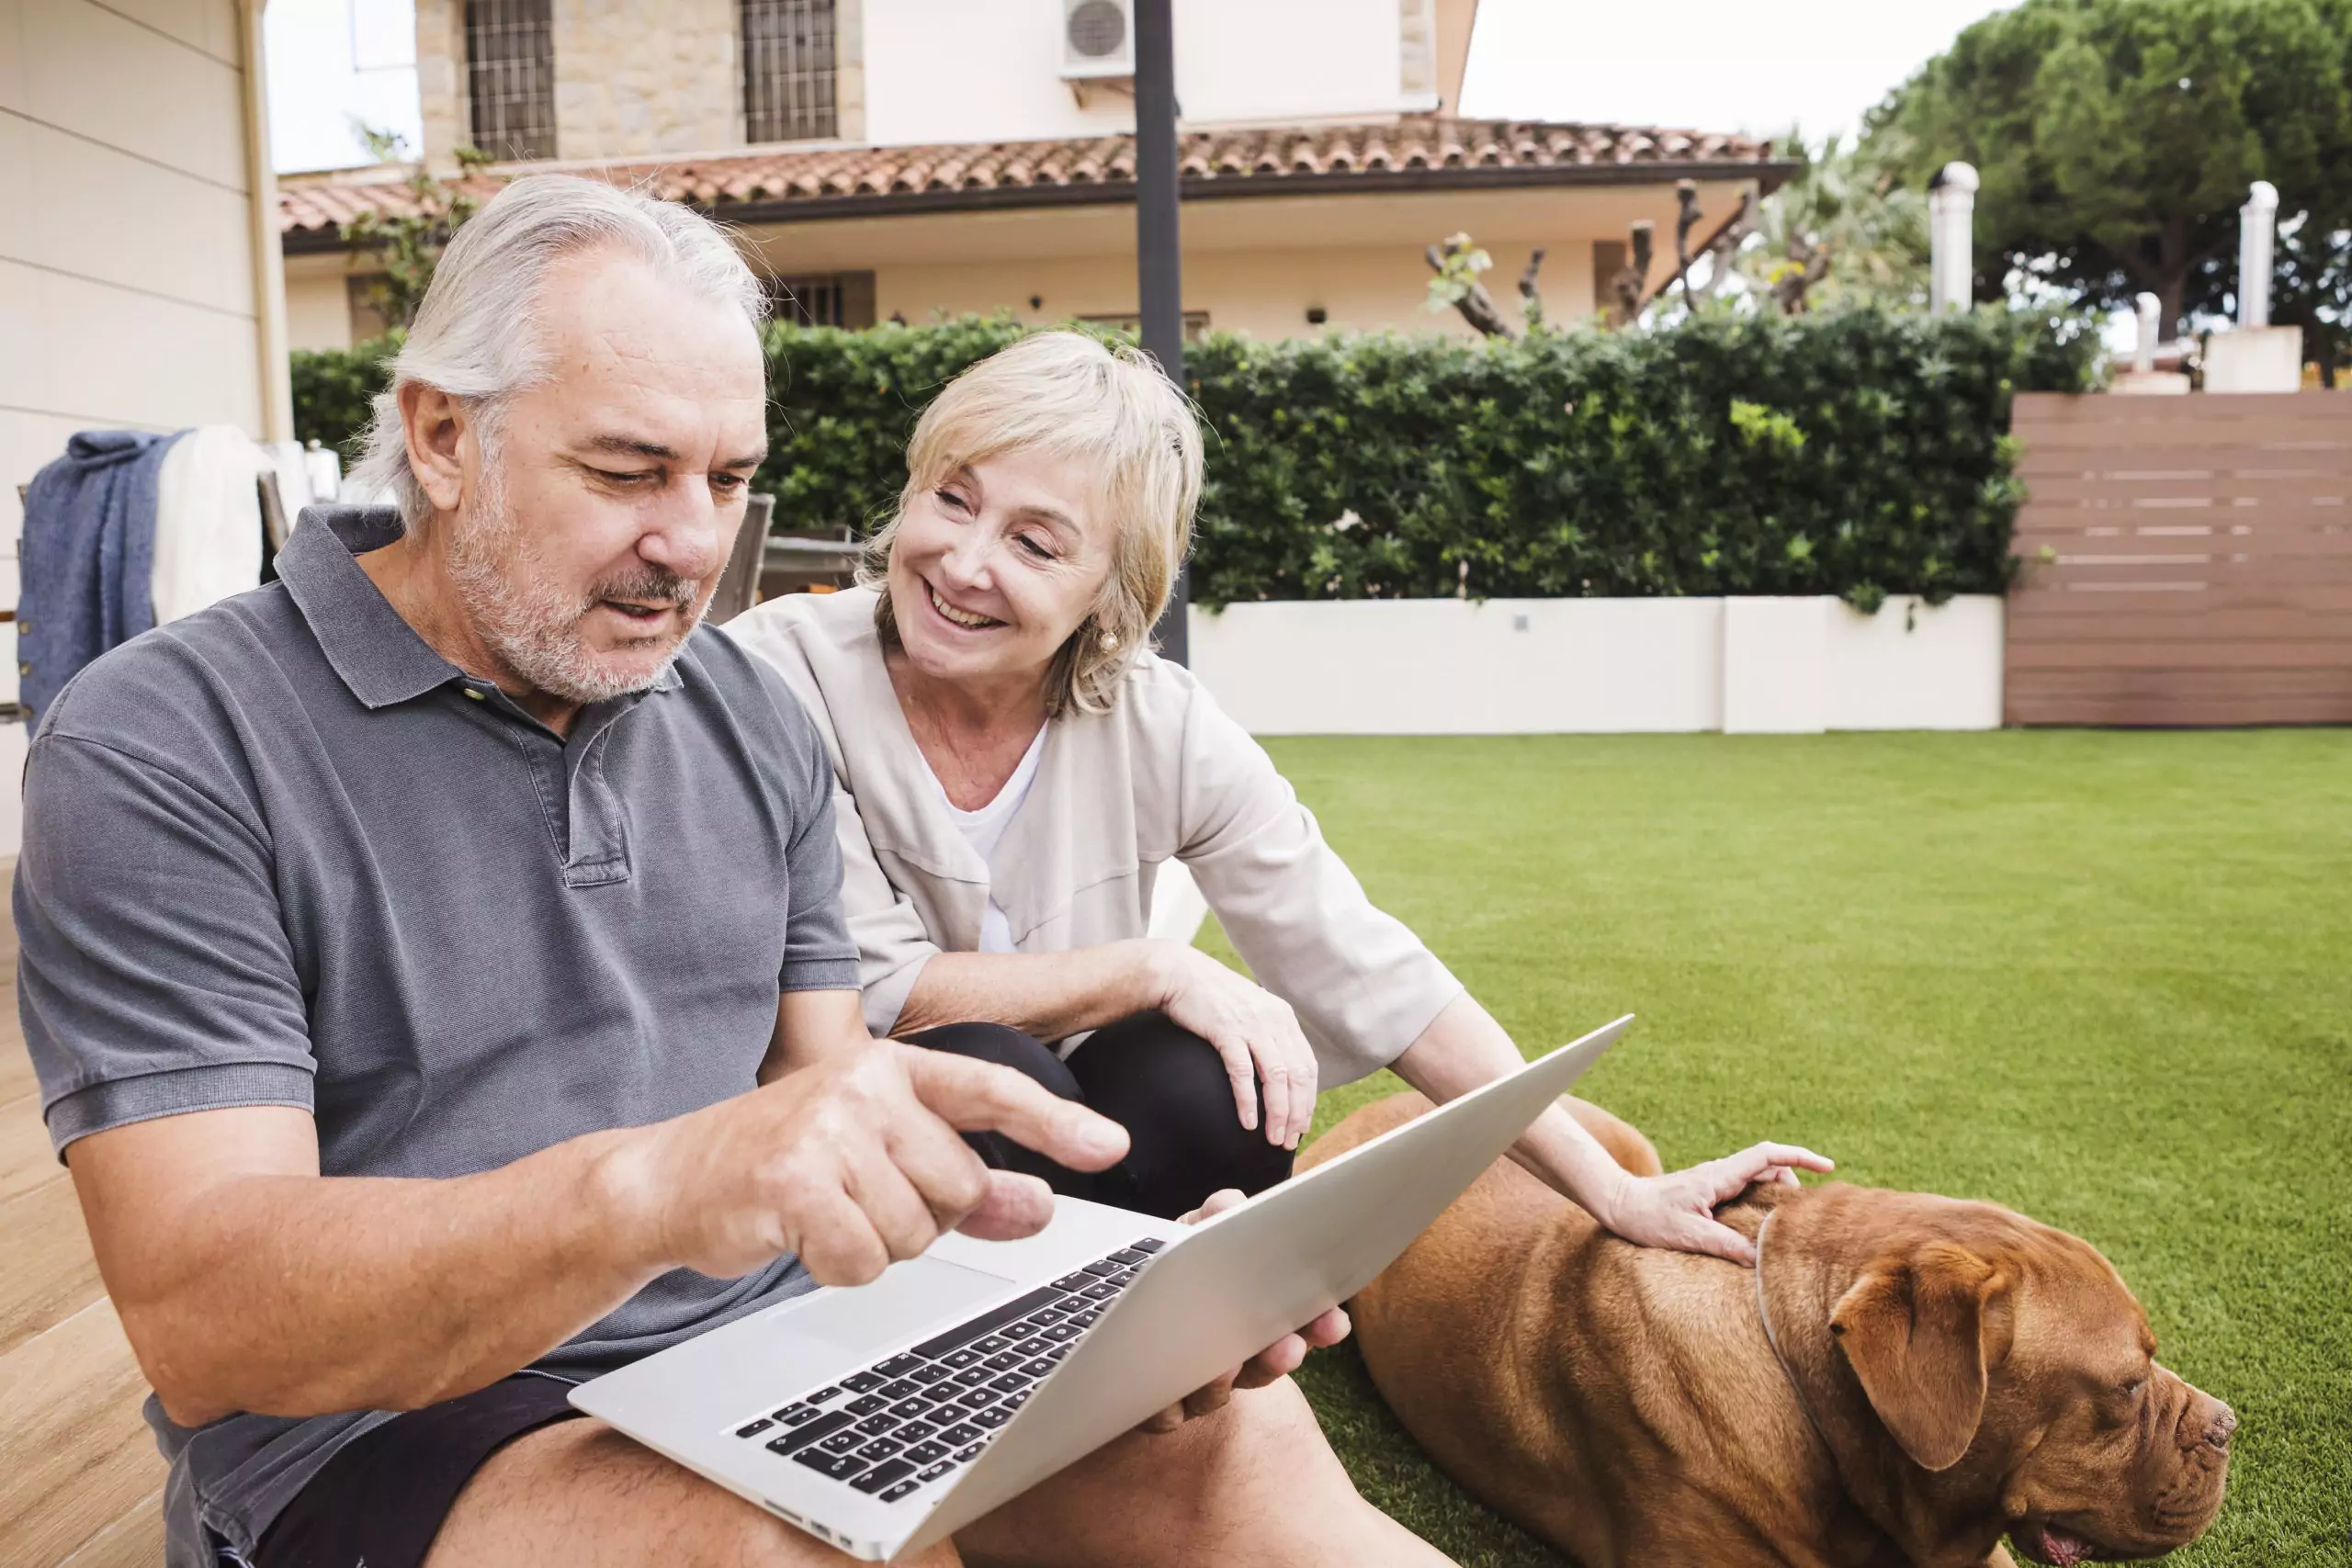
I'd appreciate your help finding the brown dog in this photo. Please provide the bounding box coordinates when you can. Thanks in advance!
[1303,1095,2233,1568]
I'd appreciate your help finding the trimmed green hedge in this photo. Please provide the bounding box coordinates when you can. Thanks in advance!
[291,331,401,471]
[292,307,2101,609]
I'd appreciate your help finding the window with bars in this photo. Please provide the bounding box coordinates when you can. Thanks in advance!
[465,0,556,162]
[742,0,838,143]
[766,272,876,329]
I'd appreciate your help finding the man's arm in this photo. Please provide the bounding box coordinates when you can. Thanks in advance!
[70,1043,1128,1428]
[762,987,883,1080]
[71,1104,657,1427]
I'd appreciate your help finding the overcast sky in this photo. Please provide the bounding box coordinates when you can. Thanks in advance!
[1459,0,2015,145]
[267,0,2016,175]
[266,0,421,173]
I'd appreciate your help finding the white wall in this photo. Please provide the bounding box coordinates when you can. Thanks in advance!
[1825,595,2004,731]
[1172,0,1406,124]
[284,260,356,351]
[1,0,272,857]
[1188,596,2006,735]
[863,0,1409,145]
[1189,598,1725,734]
[1722,596,1826,734]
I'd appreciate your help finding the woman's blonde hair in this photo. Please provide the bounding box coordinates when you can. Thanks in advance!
[860,330,1204,717]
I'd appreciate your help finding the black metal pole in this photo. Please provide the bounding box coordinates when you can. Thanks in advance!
[1134,0,1187,666]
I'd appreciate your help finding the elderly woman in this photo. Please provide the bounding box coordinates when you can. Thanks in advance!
[729,332,1826,1247]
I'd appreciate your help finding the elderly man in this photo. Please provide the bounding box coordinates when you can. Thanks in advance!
[16,176,1446,1568]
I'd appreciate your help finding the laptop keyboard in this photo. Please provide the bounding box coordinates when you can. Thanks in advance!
[729,1238,1164,1506]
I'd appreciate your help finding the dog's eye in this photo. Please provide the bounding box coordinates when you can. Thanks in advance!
[2121,1378,2147,1399]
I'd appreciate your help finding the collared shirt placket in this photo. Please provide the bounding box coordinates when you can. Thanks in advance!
[458,679,646,888]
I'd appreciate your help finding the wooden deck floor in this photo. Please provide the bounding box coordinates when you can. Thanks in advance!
[0,869,168,1563]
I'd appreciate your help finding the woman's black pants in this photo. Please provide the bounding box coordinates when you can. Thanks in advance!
[908,1011,1295,1219]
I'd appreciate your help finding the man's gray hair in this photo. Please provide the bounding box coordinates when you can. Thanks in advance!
[347,174,767,529]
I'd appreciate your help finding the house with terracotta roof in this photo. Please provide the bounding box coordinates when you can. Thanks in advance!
[278,0,1794,350]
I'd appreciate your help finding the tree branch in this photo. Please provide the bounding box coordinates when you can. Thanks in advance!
[1608,221,1657,327]
[1425,240,1517,337]
[1519,249,1548,301]
[1674,180,1703,301]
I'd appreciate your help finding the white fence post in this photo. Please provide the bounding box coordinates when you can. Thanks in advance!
[1928,162,1979,313]
[2134,292,2162,373]
[2239,180,2278,328]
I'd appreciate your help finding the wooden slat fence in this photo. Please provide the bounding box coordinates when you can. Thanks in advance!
[2007,391,2352,726]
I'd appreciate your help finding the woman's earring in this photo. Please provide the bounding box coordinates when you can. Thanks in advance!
[1099,627,1121,652]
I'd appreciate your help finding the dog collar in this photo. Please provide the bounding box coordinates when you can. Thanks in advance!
[1754,1209,1837,1457]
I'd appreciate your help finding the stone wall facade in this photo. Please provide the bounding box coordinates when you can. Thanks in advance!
[835,0,865,142]
[415,0,469,169]
[413,0,865,166]
[556,0,739,159]
[1399,0,1434,99]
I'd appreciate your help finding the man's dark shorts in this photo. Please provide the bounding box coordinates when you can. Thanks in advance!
[254,1377,584,1568]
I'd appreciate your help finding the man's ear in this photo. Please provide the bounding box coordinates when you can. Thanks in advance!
[401,381,469,514]
[1830,1241,2001,1472]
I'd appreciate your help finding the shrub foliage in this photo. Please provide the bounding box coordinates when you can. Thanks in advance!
[291,308,2099,608]
[290,331,402,471]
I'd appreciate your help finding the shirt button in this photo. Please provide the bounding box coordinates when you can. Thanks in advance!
[17,661,28,677]
[463,688,484,701]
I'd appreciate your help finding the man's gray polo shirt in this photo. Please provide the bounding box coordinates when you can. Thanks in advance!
[15,510,859,1566]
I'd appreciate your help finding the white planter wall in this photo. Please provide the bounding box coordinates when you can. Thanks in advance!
[1182,597,1724,736]
[0,597,2002,861]
[1825,595,2005,731]
[1722,597,1828,734]
[1188,595,2004,736]
[1148,859,1210,946]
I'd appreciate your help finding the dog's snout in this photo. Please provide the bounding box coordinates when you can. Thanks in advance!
[2201,1404,2237,1452]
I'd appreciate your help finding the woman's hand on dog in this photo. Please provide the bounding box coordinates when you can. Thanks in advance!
[1592,1142,1836,1266]
[1135,1189,1350,1433]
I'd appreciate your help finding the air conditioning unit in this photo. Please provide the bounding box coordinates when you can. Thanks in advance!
[1061,0,1135,80]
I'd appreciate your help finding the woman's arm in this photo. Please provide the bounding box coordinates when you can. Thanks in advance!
[1387,993,1834,1266]
[891,942,1166,1042]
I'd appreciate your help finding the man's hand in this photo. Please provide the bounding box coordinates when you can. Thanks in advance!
[1148,944,1319,1149]
[1589,1142,1835,1267]
[1134,1190,1349,1434]
[616,1043,1130,1286]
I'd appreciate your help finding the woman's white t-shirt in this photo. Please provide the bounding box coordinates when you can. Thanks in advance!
[923,727,1048,953]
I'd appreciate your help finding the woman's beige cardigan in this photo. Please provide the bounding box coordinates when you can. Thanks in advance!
[725,588,1461,1086]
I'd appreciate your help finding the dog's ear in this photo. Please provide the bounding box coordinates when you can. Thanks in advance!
[1830,1241,2001,1472]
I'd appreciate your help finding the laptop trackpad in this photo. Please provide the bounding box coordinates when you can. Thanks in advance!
[783,1253,1019,1355]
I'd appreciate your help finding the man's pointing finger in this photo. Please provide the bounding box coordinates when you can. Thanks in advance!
[899,1046,1130,1172]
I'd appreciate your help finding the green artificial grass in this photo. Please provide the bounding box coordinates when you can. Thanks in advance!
[1193,729,2350,1568]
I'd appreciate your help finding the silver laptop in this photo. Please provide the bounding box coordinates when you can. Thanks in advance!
[571,1014,1633,1561]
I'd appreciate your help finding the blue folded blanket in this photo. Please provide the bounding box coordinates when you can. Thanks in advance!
[18,429,185,724]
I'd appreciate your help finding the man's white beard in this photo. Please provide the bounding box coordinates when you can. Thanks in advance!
[445,465,703,705]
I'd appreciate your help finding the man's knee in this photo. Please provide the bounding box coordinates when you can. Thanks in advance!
[958,1379,1358,1567]
[1187,1375,1342,1479]
[1114,1377,1347,1507]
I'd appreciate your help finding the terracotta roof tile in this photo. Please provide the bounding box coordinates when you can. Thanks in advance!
[278,117,1788,244]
